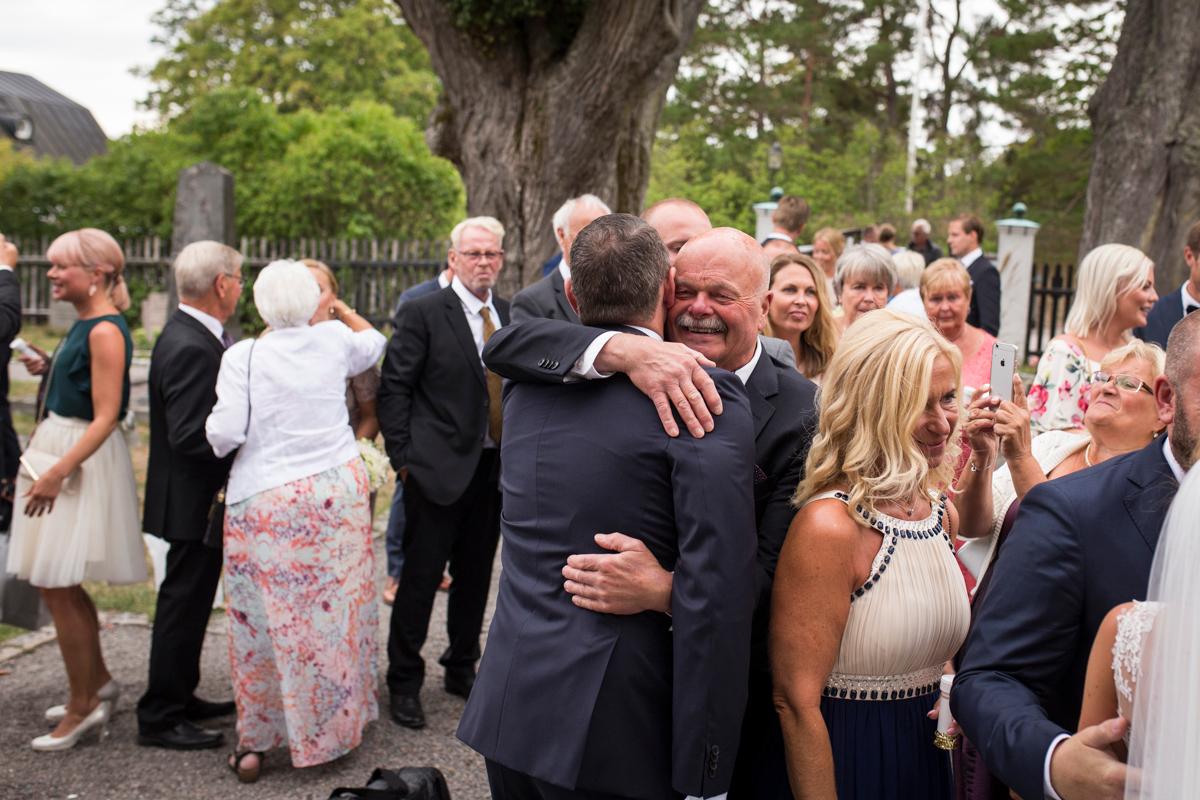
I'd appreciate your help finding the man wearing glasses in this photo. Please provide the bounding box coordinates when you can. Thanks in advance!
[378,216,511,730]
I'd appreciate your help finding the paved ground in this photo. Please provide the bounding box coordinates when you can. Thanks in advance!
[0,533,497,800]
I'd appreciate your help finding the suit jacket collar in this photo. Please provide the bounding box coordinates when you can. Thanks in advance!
[746,353,780,440]
[442,287,487,386]
[551,269,580,323]
[1124,437,1179,553]
[169,308,226,360]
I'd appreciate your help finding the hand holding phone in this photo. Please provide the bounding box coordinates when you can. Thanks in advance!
[989,342,1018,402]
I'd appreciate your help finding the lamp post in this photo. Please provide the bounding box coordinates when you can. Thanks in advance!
[767,141,783,190]
[753,142,785,242]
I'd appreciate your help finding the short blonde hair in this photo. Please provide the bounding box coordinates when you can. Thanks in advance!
[47,228,130,311]
[301,258,338,297]
[1099,338,1165,377]
[450,216,505,250]
[253,259,319,329]
[1065,243,1154,338]
[920,257,972,300]
[175,241,242,300]
[796,310,962,519]
[892,250,926,291]
[765,253,839,379]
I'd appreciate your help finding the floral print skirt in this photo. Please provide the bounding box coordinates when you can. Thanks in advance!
[224,458,378,767]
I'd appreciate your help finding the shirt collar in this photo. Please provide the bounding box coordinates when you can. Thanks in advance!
[558,260,571,282]
[451,275,493,314]
[960,248,983,268]
[178,303,226,342]
[0,265,12,273]
[733,339,764,386]
[626,325,662,341]
[1181,281,1200,312]
[437,270,451,289]
[761,232,793,245]
[1164,437,1188,483]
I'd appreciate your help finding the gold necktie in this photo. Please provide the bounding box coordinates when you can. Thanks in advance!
[480,306,503,443]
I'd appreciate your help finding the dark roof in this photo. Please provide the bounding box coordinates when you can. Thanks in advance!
[0,71,107,165]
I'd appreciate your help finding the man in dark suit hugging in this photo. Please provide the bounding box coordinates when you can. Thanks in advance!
[459,213,757,799]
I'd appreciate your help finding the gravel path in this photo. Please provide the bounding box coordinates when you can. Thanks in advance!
[0,534,497,800]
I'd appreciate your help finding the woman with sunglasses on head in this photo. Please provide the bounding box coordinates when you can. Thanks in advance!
[956,339,1166,589]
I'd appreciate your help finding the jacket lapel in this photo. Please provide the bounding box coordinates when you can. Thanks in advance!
[552,270,580,323]
[746,355,778,441]
[1123,439,1179,554]
[443,289,486,386]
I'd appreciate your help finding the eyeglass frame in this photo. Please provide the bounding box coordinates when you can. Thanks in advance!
[454,249,505,262]
[222,272,246,285]
[1092,371,1154,395]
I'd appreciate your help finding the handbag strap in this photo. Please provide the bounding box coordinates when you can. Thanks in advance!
[34,339,65,424]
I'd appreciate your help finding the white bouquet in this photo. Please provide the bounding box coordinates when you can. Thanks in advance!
[357,438,392,492]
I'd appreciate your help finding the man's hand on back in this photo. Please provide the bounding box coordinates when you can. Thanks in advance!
[563,532,673,615]
[594,334,721,438]
[1049,718,1129,800]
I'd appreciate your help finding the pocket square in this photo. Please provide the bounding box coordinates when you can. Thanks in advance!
[753,464,768,484]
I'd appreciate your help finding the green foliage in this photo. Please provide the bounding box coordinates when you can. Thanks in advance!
[444,0,588,49]
[142,0,439,121]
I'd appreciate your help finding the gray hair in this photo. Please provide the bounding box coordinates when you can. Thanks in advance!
[911,218,932,235]
[570,213,668,326]
[834,243,897,296]
[253,259,319,329]
[173,241,242,301]
[450,216,505,250]
[553,194,612,238]
[892,250,926,291]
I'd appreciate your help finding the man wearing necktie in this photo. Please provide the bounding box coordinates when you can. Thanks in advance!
[378,216,511,730]
[1135,218,1200,348]
[138,241,243,750]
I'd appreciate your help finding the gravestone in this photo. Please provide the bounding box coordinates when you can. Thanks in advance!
[169,162,236,332]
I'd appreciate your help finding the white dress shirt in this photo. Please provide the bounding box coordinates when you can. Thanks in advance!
[177,303,225,343]
[558,260,571,282]
[451,276,504,447]
[959,247,983,269]
[206,321,386,504]
[1180,281,1200,315]
[437,270,452,289]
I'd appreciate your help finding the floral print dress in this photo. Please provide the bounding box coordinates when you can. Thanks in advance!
[224,458,378,767]
[1027,337,1099,435]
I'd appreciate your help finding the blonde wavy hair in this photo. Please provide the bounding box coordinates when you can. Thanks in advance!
[795,310,963,520]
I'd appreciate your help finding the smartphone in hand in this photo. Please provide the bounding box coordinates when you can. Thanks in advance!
[989,342,1018,402]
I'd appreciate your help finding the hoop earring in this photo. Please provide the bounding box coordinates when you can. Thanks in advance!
[88,285,97,297]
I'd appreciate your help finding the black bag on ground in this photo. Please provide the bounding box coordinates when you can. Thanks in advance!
[327,767,451,800]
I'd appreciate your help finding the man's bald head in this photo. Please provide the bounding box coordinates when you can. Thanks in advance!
[667,227,770,371]
[641,198,712,265]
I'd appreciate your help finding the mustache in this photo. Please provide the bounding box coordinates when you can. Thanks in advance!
[675,312,728,334]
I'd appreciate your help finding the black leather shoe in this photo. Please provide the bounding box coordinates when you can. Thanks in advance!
[137,720,225,750]
[389,694,425,729]
[444,670,475,699]
[184,697,236,721]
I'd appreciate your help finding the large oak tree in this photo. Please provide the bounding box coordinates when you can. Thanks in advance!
[1081,0,1200,289]
[397,0,704,292]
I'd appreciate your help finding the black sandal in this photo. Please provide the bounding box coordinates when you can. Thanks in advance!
[227,751,263,784]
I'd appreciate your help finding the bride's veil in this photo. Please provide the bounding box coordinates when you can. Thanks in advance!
[1125,463,1200,798]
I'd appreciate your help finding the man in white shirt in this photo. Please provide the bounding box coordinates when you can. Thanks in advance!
[378,216,511,731]
[947,213,1001,336]
[1135,217,1200,348]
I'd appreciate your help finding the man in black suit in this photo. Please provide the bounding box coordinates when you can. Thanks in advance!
[137,241,243,750]
[1135,218,1200,348]
[953,311,1200,800]
[948,213,1000,336]
[378,216,511,730]
[483,226,818,797]
[0,234,22,529]
[511,194,610,324]
[391,264,453,322]
[460,213,756,800]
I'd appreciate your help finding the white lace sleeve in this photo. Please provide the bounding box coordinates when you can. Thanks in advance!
[1113,601,1160,724]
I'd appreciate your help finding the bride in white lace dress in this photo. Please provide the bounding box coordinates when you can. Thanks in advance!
[1079,461,1199,797]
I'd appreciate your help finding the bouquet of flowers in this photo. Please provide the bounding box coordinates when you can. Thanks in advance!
[357,438,392,492]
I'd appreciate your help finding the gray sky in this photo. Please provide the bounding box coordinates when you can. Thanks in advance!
[3,0,163,137]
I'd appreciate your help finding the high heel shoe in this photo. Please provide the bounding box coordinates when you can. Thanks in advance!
[45,680,120,724]
[31,701,111,752]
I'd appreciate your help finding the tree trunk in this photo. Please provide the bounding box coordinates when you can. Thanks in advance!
[1081,0,1200,291]
[396,0,704,296]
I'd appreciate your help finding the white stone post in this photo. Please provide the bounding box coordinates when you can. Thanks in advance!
[995,203,1040,362]
[753,201,777,243]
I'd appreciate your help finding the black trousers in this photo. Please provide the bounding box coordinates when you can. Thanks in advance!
[386,449,501,696]
[485,760,668,800]
[136,539,224,733]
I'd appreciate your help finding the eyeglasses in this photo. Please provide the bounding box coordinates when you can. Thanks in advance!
[223,272,245,285]
[456,250,504,262]
[1093,371,1154,395]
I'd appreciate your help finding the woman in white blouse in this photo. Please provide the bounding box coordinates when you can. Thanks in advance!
[206,259,386,783]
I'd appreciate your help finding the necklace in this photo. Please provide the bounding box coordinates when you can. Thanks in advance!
[1084,441,1095,467]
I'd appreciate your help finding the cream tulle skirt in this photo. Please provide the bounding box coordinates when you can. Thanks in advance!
[5,413,146,588]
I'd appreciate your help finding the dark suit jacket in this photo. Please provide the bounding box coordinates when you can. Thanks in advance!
[511,268,579,324]
[0,269,21,481]
[966,255,1001,336]
[457,355,756,798]
[481,318,817,673]
[392,275,443,320]
[1134,285,1192,348]
[952,440,1178,800]
[143,311,234,542]
[378,286,510,506]
[908,239,943,265]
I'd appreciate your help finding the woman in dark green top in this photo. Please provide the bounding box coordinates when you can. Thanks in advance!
[6,228,146,752]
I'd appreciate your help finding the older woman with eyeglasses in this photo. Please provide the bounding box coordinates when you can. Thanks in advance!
[955,339,1166,588]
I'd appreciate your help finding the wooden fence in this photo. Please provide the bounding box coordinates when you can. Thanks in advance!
[1025,262,1076,361]
[9,236,447,328]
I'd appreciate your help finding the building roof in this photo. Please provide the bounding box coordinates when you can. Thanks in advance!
[0,71,107,165]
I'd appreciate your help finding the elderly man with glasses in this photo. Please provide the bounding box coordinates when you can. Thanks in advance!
[378,216,511,730]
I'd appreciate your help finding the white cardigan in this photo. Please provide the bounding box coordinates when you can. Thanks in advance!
[206,321,386,504]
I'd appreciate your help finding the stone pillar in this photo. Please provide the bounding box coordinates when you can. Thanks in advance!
[752,187,784,243]
[995,203,1040,362]
[169,161,236,321]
